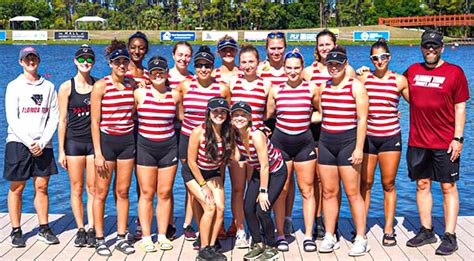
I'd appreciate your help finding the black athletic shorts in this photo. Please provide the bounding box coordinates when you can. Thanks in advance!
[178,133,190,160]
[3,142,58,181]
[310,122,321,148]
[318,128,359,166]
[271,128,316,162]
[365,133,402,154]
[100,132,135,161]
[407,146,460,183]
[136,134,178,168]
[182,164,221,184]
[65,138,94,156]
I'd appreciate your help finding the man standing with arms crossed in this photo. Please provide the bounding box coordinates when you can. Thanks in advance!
[404,30,469,255]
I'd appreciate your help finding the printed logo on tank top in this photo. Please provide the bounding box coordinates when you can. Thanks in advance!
[413,75,446,89]
[72,98,91,117]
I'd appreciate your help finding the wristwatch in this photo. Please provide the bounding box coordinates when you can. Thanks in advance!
[453,137,464,144]
[259,187,268,193]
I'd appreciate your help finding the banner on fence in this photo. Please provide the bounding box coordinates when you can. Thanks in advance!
[54,31,89,40]
[353,31,390,41]
[243,31,270,41]
[0,31,6,41]
[12,31,48,41]
[202,31,238,41]
[160,31,196,41]
[287,32,318,42]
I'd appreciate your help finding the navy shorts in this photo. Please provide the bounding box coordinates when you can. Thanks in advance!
[136,134,178,168]
[182,164,221,184]
[310,122,321,148]
[271,128,316,162]
[365,133,402,154]
[3,142,58,181]
[100,132,135,161]
[65,138,94,156]
[318,128,358,166]
[407,146,460,183]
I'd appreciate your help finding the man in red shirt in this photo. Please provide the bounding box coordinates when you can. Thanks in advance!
[404,30,469,255]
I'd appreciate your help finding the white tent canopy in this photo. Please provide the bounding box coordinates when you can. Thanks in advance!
[74,16,107,30]
[9,16,39,29]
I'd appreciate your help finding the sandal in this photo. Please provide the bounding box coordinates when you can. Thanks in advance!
[115,239,135,255]
[157,238,173,251]
[95,240,112,257]
[303,239,317,252]
[276,238,289,252]
[382,232,397,247]
[139,239,157,253]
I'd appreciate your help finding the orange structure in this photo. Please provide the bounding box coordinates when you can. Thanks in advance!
[379,14,474,27]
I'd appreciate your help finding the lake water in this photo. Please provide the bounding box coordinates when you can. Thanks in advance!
[0,44,472,219]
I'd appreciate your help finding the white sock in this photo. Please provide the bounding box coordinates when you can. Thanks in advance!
[183,223,189,229]
[143,235,152,243]
[157,234,166,242]
[304,236,312,241]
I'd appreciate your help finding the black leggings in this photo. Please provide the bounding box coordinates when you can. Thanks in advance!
[244,165,287,246]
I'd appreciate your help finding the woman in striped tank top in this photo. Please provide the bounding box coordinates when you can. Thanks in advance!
[57,44,97,247]
[176,46,230,244]
[266,49,320,252]
[90,41,136,256]
[356,39,408,247]
[317,46,370,256]
[134,56,181,252]
[187,97,232,261]
[302,30,358,238]
[231,101,286,261]
[228,44,272,248]
[212,35,241,86]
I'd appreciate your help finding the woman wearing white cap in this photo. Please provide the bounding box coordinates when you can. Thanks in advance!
[57,44,97,248]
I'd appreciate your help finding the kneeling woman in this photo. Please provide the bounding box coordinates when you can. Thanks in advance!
[186,97,232,261]
[135,56,181,252]
[231,101,286,261]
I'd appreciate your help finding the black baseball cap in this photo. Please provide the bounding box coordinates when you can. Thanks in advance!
[421,30,443,47]
[75,44,95,59]
[325,51,347,64]
[207,96,229,111]
[109,48,130,62]
[231,101,252,115]
[194,45,215,64]
[148,56,168,72]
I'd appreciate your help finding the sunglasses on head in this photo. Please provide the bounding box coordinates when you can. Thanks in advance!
[370,53,390,62]
[267,32,285,39]
[285,51,303,60]
[422,43,441,50]
[77,56,94,63]
[195,62,213,69]
[218,39,237,47]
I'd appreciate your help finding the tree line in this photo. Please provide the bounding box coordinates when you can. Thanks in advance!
[0,0,471,36]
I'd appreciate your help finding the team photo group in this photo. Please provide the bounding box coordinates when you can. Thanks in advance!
[4,28,469,260]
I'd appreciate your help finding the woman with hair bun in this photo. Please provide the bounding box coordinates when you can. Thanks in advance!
[90,40,136,256]
[357,38,408,246]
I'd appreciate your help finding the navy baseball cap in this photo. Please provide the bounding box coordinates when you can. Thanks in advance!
[231,101,252,115]
[208,96,229,111]
[19,46,40,61]
[421,30,443,47]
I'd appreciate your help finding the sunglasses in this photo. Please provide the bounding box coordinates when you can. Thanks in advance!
[77,57,94,63]
[370,53,390,62]
[285,51,303,60]
[150,69,167,76]
[218,39,237,48]
[267,32,285,39]
[421,43,442,50]
[195,62,213,69]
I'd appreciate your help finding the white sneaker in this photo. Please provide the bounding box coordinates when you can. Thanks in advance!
[349,235,370,256]
[235,231,249,249]
[319,232,340,253]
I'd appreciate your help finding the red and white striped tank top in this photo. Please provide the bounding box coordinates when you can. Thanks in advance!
[168,72,194,89]
[235,127,283,173]
[137,86,176,141]
[321,78,357,133]
[197,131,224,171]
[181,79,222,136]
[308,62,332,85]
[231,78,267,130]
[275,82,313,135]
[259,63,287,87]
[365,72,401,137]
[214,67,242,84]
[125,69,150,85]
[100,76,135,135]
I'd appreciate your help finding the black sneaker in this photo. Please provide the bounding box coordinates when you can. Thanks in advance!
[184,225,197,241]
[166,224,177,240]
[74,228,87,247]
[196,246,215,260]
[435,233,458,255]
[406,226,437,247]
[10,228,26,248]
[214,239,222,252]
[37,227,60,245]
[193,236,201,250]
[86,228,96,247]
[209,245,227,261]
[314,222,325,240]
